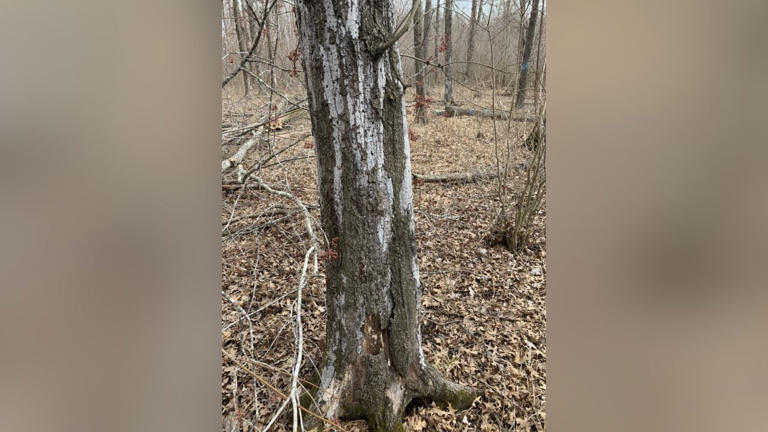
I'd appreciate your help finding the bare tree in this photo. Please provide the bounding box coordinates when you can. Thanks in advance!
[421,0,434,94]
[465,0,480,79]
[245,0,262,93]
[232,0,250,95]
[293,0,478,429]
[443,0,454,105]
[422,0,433,68]
[433,0,441,87]
[222,0,277,89]
[413,0,428,123]
[515,0,540,108]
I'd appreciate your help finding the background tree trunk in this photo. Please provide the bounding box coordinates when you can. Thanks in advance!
[413,0,427,123]
[433,0,440,87]
[294,0,477,430]
[443,0,454,105]
[533,0,546,101]
[465,0,479,79]
[514,0,540,108]
[232,0,250,96]
[246,0,263,94]
[421,0,433,95]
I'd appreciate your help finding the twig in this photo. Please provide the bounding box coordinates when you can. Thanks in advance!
[250,176,318,272]
[290,247,315,432]
[374,0,420,55]
[222,290,255,354]
[221,349,350,432]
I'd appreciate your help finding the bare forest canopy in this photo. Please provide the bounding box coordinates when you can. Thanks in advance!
[221,0,546,100]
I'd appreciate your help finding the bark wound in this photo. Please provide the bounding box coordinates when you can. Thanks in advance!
[362,314,383,355]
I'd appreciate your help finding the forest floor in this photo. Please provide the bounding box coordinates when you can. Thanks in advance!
[221,87,546,432]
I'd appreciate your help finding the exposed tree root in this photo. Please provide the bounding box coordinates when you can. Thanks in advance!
[301,360,479,432]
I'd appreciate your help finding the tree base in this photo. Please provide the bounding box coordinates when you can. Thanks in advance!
[301,361,479,432]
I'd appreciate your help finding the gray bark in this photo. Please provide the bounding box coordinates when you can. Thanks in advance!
[443,0,454,105]
[515,0,540,108]
[294,0,477,430]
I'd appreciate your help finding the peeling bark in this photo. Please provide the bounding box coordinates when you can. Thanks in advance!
[294,0,477,430]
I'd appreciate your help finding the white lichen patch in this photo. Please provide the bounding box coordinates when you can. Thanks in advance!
[417,327,427,368]
[345,0,360,38]
[385,381,406,415]
[318,367,351,419]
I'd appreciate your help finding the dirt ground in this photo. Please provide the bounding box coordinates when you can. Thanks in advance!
[221,87,546,432]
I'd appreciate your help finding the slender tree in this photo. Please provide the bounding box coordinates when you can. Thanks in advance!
[422,0,433,68]
[514,0,540,108]
[465,0,479,79]
[533,0,545,101]
[231,0,250,95]
[245,0,262,93]
[443,0,454,105]
[293,1,477,430]
[433,0,440,87]
[413,0,427,123]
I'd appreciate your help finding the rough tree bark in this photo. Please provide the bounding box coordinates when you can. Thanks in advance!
[464,0,479,79]
[443,0,454,105]
[232,0,250,95]
[294,1,477,430]
[514,0,540,108]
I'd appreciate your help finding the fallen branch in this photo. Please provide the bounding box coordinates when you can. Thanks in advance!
[223,104,305,141]
[221,206,318,226]
[222,132,263,173]
[434,105,536,122]
[414,170,498,184]
[222,180,288,192]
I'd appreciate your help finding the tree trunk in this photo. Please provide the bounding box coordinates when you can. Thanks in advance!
[533,0,546,103]
[294,1,477,430]
[246,1,263,94]
[433,0,440,87]
[232,0,250,96]
[413,0,427,123]
[465,0,479,79]
[443,0,454,105]
[422,0,433,69]
[514,0,540,108]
